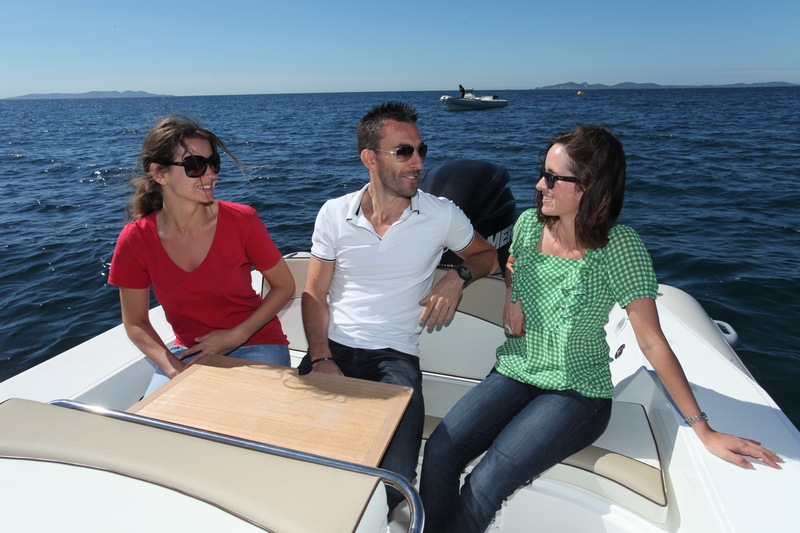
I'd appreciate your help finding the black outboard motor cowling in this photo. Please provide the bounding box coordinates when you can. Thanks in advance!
[419,159,516,270]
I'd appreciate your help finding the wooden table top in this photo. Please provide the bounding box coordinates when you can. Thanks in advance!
[128,355,413,467]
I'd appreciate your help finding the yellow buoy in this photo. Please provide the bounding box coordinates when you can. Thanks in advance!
[577,91,584,97]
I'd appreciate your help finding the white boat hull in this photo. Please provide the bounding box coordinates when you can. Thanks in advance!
[2,254,799,532]
[440,94,508,110]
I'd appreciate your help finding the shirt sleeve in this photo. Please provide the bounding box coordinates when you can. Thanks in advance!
[241,206,283,272]
[509,209,536,260]
[443,200,476,253]
[310,200,336,262]
[603,225,659,307]
[508,209,537,303]
[107,222,152,289]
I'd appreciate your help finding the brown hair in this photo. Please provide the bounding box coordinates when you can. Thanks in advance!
[126,115,240,220]
[536,124,626,249]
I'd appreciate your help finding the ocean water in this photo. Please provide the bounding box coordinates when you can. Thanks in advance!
[1,88,798,428]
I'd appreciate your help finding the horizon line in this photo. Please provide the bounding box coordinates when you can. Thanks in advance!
[4,81,799,100]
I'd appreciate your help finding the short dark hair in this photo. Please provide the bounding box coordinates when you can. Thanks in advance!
[356,102,419,153]
[537,124,626,249]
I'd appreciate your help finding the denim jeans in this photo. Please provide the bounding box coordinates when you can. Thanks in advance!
[420,369,612,533]
[144,343,291,397]
[298,340,424,511]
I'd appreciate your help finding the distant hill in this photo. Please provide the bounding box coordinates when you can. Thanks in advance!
[537,81,798,90]
[5,90,170,100]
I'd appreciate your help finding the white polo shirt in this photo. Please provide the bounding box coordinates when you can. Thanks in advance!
[311,184,475,356]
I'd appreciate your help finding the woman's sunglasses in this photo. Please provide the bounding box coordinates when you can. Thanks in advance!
[163,152,221,178]
[540,167,579,189]
[372,144,428,162]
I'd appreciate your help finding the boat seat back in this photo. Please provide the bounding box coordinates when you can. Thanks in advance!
[265,255,313,359]
[418,270,506,382]
[264,253,310,299]
[0,398,388,533]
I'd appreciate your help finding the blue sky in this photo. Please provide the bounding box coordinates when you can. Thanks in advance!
[2,0,798,98]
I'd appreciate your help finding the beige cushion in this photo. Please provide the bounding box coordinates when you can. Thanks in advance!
[0,399,384,533]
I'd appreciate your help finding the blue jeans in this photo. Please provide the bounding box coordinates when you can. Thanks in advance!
[420,369,612,533]
[298,340,424,511]
[144,343,291,397]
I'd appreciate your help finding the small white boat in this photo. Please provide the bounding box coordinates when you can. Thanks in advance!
[2,160,799,532]
[440,89,508,110]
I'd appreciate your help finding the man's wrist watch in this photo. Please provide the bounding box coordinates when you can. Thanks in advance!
[455,265,473,285]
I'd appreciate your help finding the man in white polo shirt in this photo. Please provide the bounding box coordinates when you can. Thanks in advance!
[300,101,498,510]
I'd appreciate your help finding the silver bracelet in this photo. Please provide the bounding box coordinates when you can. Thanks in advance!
[684,412,708,425]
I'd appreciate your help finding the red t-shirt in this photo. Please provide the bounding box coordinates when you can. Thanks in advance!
[108,201,288,347]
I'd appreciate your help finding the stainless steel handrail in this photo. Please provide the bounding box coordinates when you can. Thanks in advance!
[50,399,424,533]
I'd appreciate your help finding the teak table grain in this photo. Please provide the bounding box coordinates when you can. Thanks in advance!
[128,354,412,467]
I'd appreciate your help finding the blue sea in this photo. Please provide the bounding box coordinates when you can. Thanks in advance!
[1,89,798,428]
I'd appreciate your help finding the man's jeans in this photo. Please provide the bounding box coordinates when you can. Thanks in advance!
[298,340,424,511]
[420,369,611,533]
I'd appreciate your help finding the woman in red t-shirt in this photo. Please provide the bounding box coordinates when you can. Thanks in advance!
[109,115,294,396]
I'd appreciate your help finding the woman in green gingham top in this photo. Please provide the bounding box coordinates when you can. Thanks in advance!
[496,215,657,398]
[420,125,783,533]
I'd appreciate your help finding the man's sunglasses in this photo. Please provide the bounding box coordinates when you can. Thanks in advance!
[372,144,428,162]
[163,152,221,178]
[540,167,579,189]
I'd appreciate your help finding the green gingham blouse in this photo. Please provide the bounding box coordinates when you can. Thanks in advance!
[495,209,659,398]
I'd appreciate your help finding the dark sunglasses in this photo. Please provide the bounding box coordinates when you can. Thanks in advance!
[163,152,221,178]
[540,166,579,189]
[372,144,428,162]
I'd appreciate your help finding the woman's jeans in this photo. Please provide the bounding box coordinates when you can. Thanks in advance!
[298,340,424,512]
[144,343,291,397]
[420,369,612,533]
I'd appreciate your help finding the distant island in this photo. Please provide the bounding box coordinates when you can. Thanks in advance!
[5,83,798,100]
[5,90,170,100]
[537,81,798,90]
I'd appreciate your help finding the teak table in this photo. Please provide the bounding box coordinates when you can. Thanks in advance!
[128,354,413,467]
